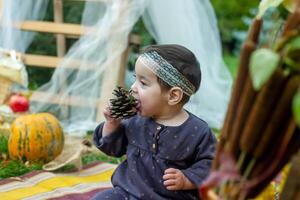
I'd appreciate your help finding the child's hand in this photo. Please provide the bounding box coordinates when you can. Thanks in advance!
[163,168,197,190]
[102,106,121,136]
[103,106,119,122]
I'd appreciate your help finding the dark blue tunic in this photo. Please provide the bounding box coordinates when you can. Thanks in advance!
[93,113,216,200]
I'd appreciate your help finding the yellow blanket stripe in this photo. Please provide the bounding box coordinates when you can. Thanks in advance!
[0,168,114,199]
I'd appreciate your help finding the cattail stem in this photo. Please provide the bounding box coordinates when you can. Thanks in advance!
[239,69,287,156]
[253,75,300,159]
[214,41,256,169]
[214,19,262,170]
[241,119,300,198]
[225,77,257,158]
[247,18,263,43]
[282,0,300,36]
[220,19,262,141]
[248,135,300,198]
[222,41,256,140]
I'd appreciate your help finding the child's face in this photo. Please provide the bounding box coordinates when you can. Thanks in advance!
[131,57,168,118]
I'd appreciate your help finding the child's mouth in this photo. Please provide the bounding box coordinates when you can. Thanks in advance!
[135,100,141,112]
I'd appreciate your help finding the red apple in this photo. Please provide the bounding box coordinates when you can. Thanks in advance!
[8,94,29,113]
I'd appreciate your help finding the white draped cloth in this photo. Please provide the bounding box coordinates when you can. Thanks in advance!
[143,0,232,129]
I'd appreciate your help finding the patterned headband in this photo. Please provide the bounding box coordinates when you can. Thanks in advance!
[139,51,196,96]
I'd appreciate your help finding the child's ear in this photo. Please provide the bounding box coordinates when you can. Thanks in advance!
[167,87,183,106]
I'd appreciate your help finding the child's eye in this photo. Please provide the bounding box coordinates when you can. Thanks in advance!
[133,73,136,79]
[140,81,146,86]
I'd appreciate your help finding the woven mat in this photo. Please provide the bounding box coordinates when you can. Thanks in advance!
[0,162,116,200]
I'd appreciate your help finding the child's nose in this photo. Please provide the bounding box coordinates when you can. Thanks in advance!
[131,81,137,94]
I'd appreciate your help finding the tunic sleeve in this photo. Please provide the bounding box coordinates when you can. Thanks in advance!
[181,127,217,186]
[93,121,128,157]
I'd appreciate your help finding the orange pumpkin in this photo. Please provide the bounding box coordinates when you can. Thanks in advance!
[8,113,64,162]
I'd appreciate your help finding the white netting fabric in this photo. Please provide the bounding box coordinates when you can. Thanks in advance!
[142,0,233,129]
[0,0,49,52]
[31,0,149,135]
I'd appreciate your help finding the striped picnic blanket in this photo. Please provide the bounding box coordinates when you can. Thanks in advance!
[0,162,116,200]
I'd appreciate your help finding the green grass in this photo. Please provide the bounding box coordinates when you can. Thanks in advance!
[0,153,120,179]
[0,134,121,179]
[0,135,8,155]
[0,153,121,179]
[43,152,123,173]
[82,152,123,165]
[0,161,42,179]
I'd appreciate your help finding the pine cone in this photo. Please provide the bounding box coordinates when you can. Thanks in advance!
[109,86,137,119]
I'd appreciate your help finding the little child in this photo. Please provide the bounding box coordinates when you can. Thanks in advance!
[92,44,216,200]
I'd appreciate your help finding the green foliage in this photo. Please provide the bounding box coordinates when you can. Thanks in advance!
[63,1,85,23]
[128,19,155,71]
[250,48,280,90]
[132,19,155,47]
[210,0,259,52]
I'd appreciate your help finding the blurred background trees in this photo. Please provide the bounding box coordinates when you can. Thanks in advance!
[211,1,260,53]
[27,0,260,89]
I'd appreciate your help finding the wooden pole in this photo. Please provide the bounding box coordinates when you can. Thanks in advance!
[54,0,69,119]
[54,0,66,57]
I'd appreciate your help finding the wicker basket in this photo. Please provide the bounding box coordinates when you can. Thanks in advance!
[0,76,12,104]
